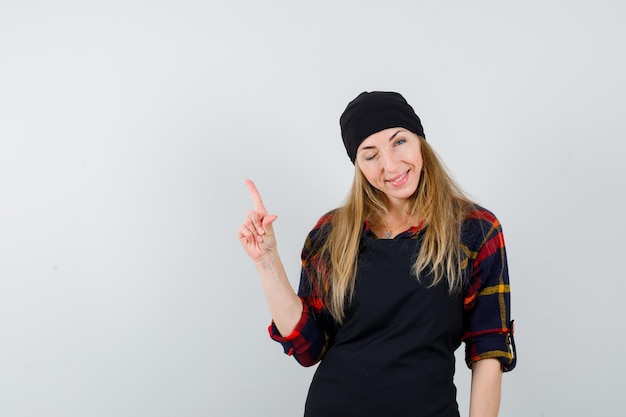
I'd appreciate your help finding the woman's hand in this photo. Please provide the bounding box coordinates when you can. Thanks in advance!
[238,179,279,262]
[238,179,303,335]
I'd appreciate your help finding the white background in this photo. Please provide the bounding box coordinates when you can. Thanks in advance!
[1,1,625,416]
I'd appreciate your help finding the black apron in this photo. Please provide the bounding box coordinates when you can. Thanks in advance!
[305,234,464,417]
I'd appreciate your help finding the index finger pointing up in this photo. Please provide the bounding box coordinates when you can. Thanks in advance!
[245,179,268,215]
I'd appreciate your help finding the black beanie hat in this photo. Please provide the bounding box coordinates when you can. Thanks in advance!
[340,91,425,163]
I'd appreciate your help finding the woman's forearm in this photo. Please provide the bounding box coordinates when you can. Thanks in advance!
[254,250,303,336]
[469,358,502,417]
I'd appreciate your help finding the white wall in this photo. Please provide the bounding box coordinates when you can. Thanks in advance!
[1,1,624,416]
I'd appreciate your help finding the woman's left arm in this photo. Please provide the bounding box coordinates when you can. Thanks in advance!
[469,358,502,417]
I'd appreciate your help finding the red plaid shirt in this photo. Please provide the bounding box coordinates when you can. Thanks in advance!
[269,206,516,371]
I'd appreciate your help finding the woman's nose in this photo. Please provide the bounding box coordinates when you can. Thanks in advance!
[381,151,399,171]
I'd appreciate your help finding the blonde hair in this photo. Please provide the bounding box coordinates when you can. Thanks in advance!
[313,137,472,323]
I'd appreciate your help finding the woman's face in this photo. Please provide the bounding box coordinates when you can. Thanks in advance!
[356,127,423,206]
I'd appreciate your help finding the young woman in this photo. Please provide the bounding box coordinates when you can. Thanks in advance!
[238,91,516,417]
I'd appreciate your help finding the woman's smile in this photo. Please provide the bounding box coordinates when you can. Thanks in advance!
[386,170,410,187]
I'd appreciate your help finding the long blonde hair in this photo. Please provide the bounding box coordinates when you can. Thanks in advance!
[313,136,472,323]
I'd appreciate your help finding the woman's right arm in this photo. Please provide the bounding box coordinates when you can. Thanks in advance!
[238,179,303,336]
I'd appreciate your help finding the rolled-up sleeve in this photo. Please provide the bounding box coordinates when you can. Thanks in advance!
[268,299,328,367]
[462,211,517,372]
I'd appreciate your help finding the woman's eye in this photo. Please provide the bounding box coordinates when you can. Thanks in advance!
[364,153,377,161]
[395,138,406,146]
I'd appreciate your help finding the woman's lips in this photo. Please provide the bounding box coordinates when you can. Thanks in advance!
[387,170,409,187]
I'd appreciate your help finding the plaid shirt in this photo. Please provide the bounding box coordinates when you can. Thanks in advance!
[269,205,516,371]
